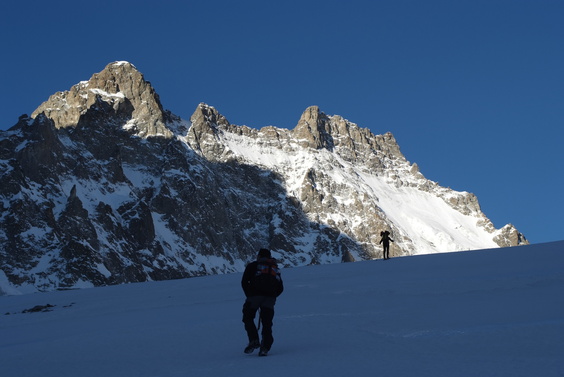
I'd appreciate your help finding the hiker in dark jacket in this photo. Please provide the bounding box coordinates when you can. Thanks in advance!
[241,248,284,356]
[379,230,394,260]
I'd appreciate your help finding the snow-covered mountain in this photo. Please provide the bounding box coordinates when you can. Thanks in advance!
[2,241,562,377]
[0,61,526,294]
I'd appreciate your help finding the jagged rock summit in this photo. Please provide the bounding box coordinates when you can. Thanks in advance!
[0,62,527,294]
[32,61,173,138]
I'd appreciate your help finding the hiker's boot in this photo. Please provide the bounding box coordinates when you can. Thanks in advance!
[244,339,260,354]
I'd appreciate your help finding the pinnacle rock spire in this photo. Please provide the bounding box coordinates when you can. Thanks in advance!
[293,106,334,149]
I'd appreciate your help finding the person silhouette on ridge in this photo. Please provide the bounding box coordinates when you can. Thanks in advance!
[379,230,394,260]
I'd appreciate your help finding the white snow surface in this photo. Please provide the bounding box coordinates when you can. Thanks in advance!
[1,241,563,377]
[217,127,501,254]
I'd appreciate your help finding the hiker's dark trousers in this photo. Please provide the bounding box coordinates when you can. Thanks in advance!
[382,241,390,259]
[242,296,276,350]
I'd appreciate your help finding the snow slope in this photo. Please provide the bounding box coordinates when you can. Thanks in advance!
[1,241,563,377]
[217,125,506,255]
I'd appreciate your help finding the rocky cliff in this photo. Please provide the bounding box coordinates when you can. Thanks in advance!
[0,62,527,294]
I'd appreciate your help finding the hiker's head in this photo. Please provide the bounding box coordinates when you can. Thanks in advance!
[258,248,271,258]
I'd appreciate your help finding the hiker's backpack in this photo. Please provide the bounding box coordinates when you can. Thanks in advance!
[252,258,283,296]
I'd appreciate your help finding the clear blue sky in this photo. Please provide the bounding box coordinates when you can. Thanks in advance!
[1,0,563,244]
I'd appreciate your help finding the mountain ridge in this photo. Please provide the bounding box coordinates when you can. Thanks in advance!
[0,61,527,294]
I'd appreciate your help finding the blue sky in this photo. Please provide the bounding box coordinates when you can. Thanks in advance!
[1,0,562,244]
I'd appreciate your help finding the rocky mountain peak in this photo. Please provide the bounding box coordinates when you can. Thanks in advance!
[290,105,405,171]
[0,62,528,295]
[31,61,172,138]
[189,103,230,131]
[293,106,333,149]
[185,103,232,158]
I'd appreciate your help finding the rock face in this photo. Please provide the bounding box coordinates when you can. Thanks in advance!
[31,61,173,138]
[0,62,527,294]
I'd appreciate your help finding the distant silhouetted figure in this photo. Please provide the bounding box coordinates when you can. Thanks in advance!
[379,231,394,260]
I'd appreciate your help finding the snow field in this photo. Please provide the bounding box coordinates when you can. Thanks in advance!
[1,241,563,377]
